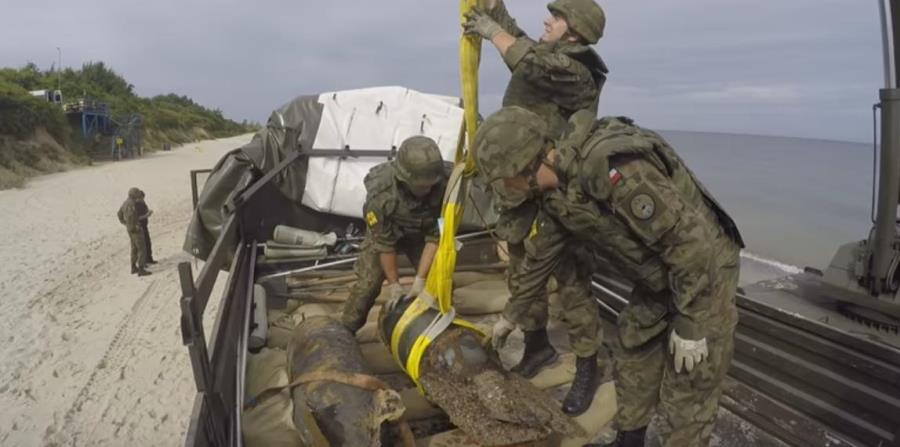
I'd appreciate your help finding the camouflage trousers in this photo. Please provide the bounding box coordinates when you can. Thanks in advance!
[612,257,739,447]
[507,242,601,357]
[128,229,147,270]
[341,236,425,333]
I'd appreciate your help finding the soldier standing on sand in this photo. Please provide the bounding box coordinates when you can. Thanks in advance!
[474,107,744,447]
[463,0,610,414]
[135,190,157,264]
[119,187,152,276]
[340,136,447,334]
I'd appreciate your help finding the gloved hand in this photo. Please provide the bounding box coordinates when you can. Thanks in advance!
[384,282,407,313]
[463,9,504,40]
[409,276,426,298]
[491,315,516,352]
[668,329,708,373]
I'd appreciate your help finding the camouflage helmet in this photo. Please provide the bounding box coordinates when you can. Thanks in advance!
[474,106,549,183]
[547,0,605,44]
[394,136,444,187]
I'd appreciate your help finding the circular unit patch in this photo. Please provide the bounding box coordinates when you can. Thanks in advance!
[630,193,656,220]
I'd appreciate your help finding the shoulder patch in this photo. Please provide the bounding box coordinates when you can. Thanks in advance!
[630,193,656,220]
[365,211,379,227]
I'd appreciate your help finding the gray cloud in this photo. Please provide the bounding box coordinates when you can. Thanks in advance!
[0,0,885,141]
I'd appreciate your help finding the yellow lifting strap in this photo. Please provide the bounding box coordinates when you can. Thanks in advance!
[381,0,485,390]
[423,0,482,314]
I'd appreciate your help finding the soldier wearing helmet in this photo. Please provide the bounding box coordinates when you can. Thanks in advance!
[463,0,608,134]
[340,136,447,333]
[118,187,152,277]
[474,107,744,447]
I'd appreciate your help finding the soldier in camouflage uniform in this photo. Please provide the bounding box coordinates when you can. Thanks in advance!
[474,107,744,447]
[118,187,152,277]
[464,0,610,399]
[340,136,447,334]
[135,189,157,264]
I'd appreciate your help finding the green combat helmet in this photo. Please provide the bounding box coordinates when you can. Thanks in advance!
[394,136,444,188]
[547,0,606,44]
[474,106,549,183]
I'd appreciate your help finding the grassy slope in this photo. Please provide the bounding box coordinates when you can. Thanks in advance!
[0,62,257,188]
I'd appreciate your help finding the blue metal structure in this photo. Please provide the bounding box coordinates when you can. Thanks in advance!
[65,100,112,138]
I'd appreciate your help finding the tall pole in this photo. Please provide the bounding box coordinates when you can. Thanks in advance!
[56,47,61,92]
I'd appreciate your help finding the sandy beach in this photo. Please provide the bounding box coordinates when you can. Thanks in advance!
[0,134,252,446]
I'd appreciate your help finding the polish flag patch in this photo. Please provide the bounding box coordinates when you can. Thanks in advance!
[609,168,622,185]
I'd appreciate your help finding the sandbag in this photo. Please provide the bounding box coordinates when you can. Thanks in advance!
[356,321,381,344]
[242,348,305,447]
[399,388,442,421]
[452,280,509,316]
[530,353,576,390]
[450,271,504,289]
[268,326,294,349]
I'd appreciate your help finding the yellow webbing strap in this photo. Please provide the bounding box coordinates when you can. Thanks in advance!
[423,0,481,313]
[384,0,485,390]
[389,295,484,388]
[457,0,481,173]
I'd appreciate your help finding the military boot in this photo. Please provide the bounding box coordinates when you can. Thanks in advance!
[588,426,647,447]
[137,269,152,277]
[131,265,138,274]
[561,352,598,415]
[510,328,558,378]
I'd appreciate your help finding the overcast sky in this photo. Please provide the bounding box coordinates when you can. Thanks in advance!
[1,0,885,142]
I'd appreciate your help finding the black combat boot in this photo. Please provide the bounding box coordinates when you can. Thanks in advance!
[131,265,138,274]
[510,328,558,378]
[147,259,158,264]
[561,352,598,415]
[588,426,647,447]
[137,269,152,277]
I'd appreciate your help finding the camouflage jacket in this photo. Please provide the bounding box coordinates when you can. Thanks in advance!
[118,198,141,233]
[518,116,744,340]
[489,1,608,136]
[362,162,444,253]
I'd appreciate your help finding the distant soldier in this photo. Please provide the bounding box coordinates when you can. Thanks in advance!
[463,0,610,408]
[474,107,744,447]
[135,189,157,264]
[118,187,151,276]
[340,136,446,333]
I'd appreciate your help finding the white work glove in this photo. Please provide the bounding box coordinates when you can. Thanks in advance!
[668,329,708,373]
[491,315,516,352]
[384,282,407,313]
[463,9,504,40]
[409,276,426,298]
